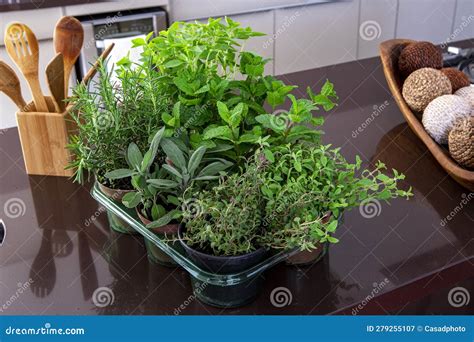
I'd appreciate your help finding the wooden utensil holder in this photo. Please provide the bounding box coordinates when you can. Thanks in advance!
[16,96,76,177]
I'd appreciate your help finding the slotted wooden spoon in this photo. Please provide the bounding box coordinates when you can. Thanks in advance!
[4,22,48,112]
[54,16,84,95]
[0,60,27,110]
[45,53,66,113]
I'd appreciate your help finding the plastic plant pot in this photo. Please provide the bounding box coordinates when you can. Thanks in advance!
[178,224,268,307]
[91,182,297,308]
[285,242,329,266]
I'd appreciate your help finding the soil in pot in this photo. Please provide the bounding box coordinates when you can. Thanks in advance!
[98,182,136,235]
[136,207,179,267]
[178,224,268,308]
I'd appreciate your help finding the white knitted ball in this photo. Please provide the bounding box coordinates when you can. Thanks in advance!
[422,95,471,144]
[454,86,474,109]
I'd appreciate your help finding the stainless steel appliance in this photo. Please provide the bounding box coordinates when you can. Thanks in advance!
[75,7,167,80]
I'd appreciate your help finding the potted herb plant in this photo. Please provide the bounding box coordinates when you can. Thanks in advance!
[259,143,413,265]
[178,157,267,307]
[68,60,170,233]
[105,128,232,265]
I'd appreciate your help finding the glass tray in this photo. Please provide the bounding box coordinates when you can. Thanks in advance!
[91,182,297,287]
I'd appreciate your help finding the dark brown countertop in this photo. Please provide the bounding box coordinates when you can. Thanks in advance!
[0,0,106,12]
[0,55,473,315]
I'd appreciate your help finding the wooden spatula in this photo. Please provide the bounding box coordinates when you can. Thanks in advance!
[4,22,48,112]
[46,53,66,113]
[0,60,27,110]
[54,16,84,96]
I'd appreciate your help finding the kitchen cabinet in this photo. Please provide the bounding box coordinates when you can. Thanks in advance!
[64,0,168,16]
[274,1,360,75]
[396,0,457,44]
[357,0,398,59]
[451,0,474,42]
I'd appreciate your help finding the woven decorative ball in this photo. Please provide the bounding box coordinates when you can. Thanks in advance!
[398,41,443,78]
[440,68,470,92]
[402,68,452,112]
[422,95,471,144]
[454,86,474,109]
[448,117,474,169]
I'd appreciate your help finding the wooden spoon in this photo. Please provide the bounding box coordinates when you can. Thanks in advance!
[0,60,27,110]
[54,16,84,96]
[4,22,48,112]
[81,43,115,86]
[45,53,66,113]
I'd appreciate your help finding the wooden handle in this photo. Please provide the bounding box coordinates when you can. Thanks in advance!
[81,43,115,86]
[28,78,49,112]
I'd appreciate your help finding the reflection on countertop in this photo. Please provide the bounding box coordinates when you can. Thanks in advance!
[0,55,472,315]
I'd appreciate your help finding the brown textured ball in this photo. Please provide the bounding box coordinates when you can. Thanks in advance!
[398,41,443,78]
[402,68,452,112]
[440,68,470,92]
[448,117,474,169]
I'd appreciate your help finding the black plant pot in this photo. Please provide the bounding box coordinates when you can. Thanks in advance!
[178,224,268,308]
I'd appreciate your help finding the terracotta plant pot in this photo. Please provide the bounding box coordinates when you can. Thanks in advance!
[136,207,179,267]
[97,182,136,234]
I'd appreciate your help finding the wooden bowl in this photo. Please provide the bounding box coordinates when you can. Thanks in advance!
[379,39,474,191]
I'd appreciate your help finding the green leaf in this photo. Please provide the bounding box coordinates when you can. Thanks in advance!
[162,164,183,179]
[263,149,275,163]
[147,178,179,189]
[161,138,186,171]
[188,146,206,177]
[151,204,166,220]
[229,103,244,128]
[127,143,143,170]
[146,209,181,228]
[217,101,230,124]
[142,127,165,172]
[327,236,339,243]
[202,126,233,141]
[104,169,135,180]
[122,191,141,208]
[164,59,184,68]
[326,220,338,233]
[238,134,259,144]
[197,161,231,177]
